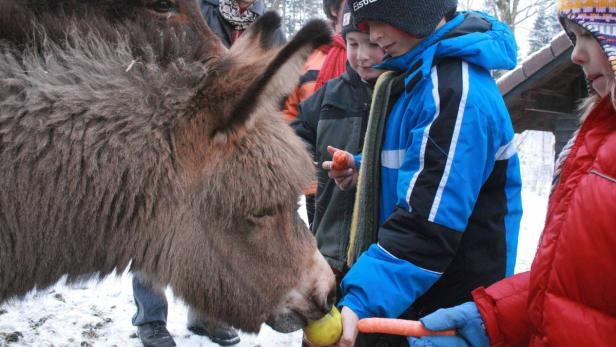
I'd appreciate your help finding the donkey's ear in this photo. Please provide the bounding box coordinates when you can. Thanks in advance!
[227,11,287,56]
[211,18,331,138]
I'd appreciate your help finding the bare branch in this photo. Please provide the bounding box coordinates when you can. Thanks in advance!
[515,8,540,26]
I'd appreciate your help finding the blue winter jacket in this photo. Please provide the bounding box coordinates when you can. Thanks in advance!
[339,12,523,320]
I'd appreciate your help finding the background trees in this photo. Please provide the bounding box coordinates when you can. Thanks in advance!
[527,1,562,54]
[264,0,324,37]
[458,0,563,56]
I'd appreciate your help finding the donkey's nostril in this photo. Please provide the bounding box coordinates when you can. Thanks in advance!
[326,287,336,310]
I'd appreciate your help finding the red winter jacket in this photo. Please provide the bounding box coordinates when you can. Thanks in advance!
[472,96,616,347]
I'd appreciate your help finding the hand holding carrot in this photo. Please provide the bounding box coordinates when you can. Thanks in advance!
[409,302,489,347]
[322,146,357,191]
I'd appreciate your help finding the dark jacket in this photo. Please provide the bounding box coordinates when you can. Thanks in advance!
[199,0,285,48]
[291,65,372,272]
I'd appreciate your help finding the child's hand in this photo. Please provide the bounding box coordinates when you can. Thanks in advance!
[322,146,357,191]
[303,306,359,347]
[333,306,359,347]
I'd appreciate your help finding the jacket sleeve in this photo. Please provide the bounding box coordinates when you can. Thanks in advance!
[282,83,315,122]
[290,87,327,158]
[339,244,441,319]
[472,271,531,347]
[281,50,324,122]
[340,63,499,319]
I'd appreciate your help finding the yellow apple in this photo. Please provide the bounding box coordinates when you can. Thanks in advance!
[303,306,343,346]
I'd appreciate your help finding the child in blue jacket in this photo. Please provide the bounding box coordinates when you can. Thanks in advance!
[321,1,522,346]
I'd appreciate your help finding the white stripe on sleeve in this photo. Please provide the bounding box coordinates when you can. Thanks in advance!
[405,67,441,211]
[429,62,470,222]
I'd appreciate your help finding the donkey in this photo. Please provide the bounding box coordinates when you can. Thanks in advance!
[0,0,335,333]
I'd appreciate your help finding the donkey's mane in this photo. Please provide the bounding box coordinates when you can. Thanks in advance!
[0,8,218,253]
[0,18,208,295]
[0,1,219,64]
[1,27,210,126]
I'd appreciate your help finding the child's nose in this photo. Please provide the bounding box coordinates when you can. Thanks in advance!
[571,44,587,66]
[358,48,368,60]
[369,30,382,43]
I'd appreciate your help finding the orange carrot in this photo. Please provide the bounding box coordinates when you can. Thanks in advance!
[357,318,456,337]
[332,151,349,171]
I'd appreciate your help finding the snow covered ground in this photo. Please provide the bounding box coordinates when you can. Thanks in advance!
[0,131,555,347]
[0,273,303,347]
[514,131,555,273]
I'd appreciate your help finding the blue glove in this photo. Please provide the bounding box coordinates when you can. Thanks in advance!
[409,302,490,347]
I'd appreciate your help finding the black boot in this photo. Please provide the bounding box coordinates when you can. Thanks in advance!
[136,321,176,347]
[188,319,240,346]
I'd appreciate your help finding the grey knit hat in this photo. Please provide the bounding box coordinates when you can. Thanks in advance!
[350,0,458,38]
[341,1,361,39]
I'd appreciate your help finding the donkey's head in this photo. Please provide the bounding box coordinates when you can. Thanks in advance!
[155,14,337,333]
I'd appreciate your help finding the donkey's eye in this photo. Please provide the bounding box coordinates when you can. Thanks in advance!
[251,208,276,219]
[246,208,277,226]
[151,0,177,13]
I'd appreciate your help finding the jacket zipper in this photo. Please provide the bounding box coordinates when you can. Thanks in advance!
[590,169,616,184]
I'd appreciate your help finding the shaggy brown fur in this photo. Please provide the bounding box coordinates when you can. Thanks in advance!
[0,0,335,333]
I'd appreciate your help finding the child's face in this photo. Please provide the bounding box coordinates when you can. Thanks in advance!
[346,31,386,81]
[567,21,614,97]
[363,21,422,57]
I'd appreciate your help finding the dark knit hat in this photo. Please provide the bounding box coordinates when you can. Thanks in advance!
[341,1,361,39]
[350,0,458,38]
